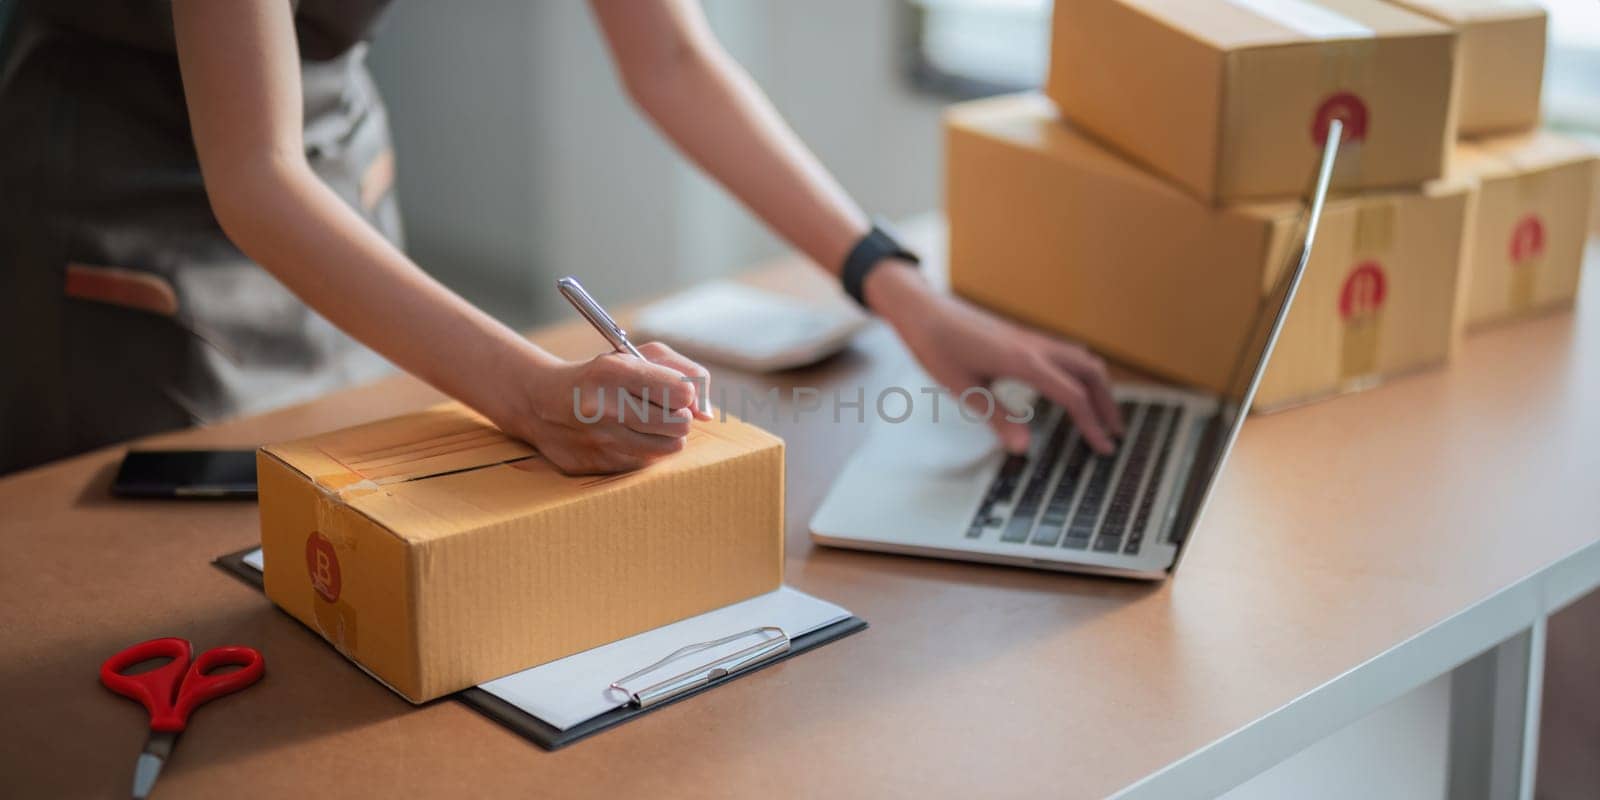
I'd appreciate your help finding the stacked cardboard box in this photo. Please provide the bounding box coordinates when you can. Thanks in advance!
[1388,0,1596,329]
[1384,0,1546,136]
[947,95,1471,408]
[948,0,1590,409]
[1044,0,1458,204]
[1451,133,1597,328]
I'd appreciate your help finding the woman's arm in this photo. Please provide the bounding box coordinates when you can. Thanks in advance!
[172,0,709,474]
[589,0,1123,453]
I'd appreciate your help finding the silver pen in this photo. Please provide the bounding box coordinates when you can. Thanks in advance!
[556,276,646,360]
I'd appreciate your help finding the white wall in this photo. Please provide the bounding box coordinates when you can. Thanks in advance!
[367,0,946,327]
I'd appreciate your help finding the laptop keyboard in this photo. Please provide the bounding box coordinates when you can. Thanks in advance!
[1000,415,1072,543]
[966,398,1184,557]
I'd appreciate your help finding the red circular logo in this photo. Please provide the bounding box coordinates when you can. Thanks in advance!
[1339,261,1388,321]
[1508,214,1546,265]
[1312,92,1369,145]
[306,531,342,603]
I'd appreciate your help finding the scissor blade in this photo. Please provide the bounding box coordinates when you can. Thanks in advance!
[132,731,177,800]
[132,752,163,800]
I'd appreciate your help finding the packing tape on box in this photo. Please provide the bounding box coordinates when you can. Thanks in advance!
[310,488,360,652]
[1224,0,1374,39]
[1224,0,1377,179]
[1338,201,1396,383]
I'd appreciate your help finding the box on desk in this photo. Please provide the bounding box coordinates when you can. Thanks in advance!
[1383,0,1545,136]
[257,404,785,703]
[1452,132,1597,329]
[1046,0,1457,204]
[946,94,1473,409]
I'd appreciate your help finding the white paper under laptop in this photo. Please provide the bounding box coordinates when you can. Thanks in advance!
[234,548,850,731]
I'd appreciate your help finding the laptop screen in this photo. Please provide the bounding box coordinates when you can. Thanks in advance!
[1166,121,1344,563]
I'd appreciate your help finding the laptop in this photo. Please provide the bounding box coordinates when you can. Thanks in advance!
[809,123,1343,580]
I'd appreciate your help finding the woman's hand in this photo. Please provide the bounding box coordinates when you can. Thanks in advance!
[866,260,1124,456]
[495,342,713,475]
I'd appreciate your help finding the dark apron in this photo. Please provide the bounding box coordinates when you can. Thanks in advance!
[0,0,400,474]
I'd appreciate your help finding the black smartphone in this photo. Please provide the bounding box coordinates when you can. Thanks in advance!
[111,449,259,499]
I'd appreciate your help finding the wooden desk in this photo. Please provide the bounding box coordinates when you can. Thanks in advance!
[3,242,1598,799]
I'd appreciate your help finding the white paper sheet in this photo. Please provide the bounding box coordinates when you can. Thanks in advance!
[479,587,850,730]
[242,548,264,572]
[235,548,851,731]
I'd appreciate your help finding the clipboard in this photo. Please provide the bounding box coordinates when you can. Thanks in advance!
[212,546,867,750]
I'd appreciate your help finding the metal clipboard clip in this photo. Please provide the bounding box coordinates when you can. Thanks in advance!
[606,626,790,709]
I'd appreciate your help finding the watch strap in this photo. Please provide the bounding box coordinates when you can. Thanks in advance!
[841,220,920,310]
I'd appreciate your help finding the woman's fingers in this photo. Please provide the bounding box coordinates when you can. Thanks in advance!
[620,409,693,438]
[590,352,698,413]
[538,420,687,474]
[1022,355,1115,454]
[1047,341,1123,437]
[523,347,713,476]
[600,424,688,458]
[957,385,1030,455]
[637,341,713,419]
[554,344,710,469]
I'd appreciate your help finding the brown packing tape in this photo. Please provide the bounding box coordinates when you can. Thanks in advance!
[1338,201,1396,384]
[292,405,538,490]
[1354,199,1396,253]
[334,478,384,501]
[1509,254,1539,310]
[1340,314,1382,381]
[313,593,360,652]
[309,490,358,653]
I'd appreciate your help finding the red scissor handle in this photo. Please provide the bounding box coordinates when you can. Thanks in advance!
[100,637,265,732]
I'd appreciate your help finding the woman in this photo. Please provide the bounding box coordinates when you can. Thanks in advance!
[0,0,1121,476]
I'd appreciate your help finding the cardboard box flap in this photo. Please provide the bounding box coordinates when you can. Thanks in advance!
[1387,0,1545,25]
[263,405,538,494]
[1112,0,1446,50]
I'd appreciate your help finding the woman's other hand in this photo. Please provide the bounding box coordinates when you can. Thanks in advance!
[866,260,1124,456]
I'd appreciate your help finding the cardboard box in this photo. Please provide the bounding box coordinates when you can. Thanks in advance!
[946,94,1473,409]
[1047,0,1458,204]
[1586,133,1600,234]
[258,404,785,702]
[1452,131,1597,328]
[1385,0,1545,135]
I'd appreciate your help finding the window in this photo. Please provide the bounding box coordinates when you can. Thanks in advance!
[1543,0,1600,131]
[906,0,1599,134]
[907,0,1051,99]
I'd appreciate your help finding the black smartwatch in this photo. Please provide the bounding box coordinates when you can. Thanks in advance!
[841,219,921,310]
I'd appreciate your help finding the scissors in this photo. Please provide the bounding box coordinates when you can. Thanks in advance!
[100,637,265,800]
